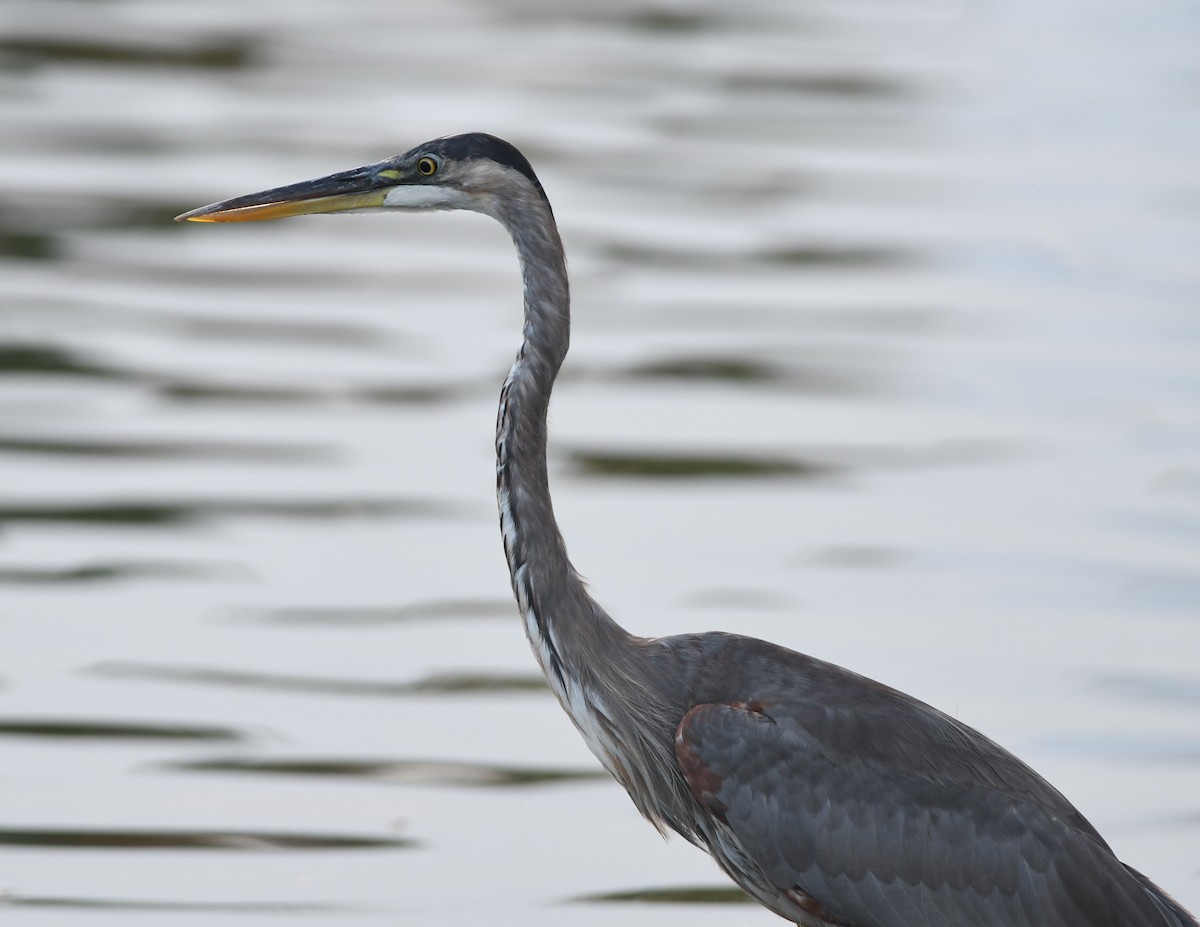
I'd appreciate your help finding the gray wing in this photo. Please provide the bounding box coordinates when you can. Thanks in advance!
[675,700,1178,927]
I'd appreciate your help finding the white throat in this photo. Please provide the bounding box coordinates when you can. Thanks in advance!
[383,185,477,211]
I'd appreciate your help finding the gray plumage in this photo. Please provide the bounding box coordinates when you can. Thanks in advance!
[178,133,1197,927]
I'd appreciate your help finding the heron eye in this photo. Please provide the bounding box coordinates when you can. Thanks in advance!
[417,157,438,177]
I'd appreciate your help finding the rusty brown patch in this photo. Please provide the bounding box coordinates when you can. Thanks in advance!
[784,887,858,926]
[675,706,729,820]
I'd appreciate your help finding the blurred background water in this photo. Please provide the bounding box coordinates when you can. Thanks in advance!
[0,0,1198,924]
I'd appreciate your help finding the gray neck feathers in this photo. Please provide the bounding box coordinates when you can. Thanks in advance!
[490,171,696,839]
[492,179,581,629]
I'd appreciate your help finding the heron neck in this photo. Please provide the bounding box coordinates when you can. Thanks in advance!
[493,192,630,686]
[491,188,697,840]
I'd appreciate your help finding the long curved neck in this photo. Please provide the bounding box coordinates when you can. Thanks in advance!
[489,180,700,841]
[491,187,628,691]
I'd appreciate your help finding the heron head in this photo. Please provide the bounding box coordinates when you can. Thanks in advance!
[175,133,548,223]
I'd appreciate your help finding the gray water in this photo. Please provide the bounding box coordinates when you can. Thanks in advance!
[1,0,1198,924]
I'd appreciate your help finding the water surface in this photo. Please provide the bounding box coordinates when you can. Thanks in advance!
[1,0,1198,924]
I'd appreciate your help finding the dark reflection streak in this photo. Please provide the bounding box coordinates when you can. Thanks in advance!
[0,344,121,379]
[0,720,243,741]
[724,73,911,99]
[0,498,454,527]
[575,886,752,905]
[0,560,223,584]
[0,36,257,69]
[600,242,911,269]
[570,439,1016,481]
[0,230,55,260]
[626,9,711,32]
[618,355,877,396]
[14,300,391,349]
[168,757,604,787]
[625,356,785,384]
[2,895,348,915]
[0,343,466,407]
[0,436,330,462]
[250,597,514,626]
[91,662,548,697]
[0,828,412,850]
[566,441,1017,485]
[569,451,833,480]
[176,317,389,348]
[158,381,459,406]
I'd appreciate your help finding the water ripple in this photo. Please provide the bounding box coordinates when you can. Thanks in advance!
[0,894,349,915]
[0,344,123,380]
[157,379,463,407]
[90,662,547,697]
[575,886,750,905]
[248,598,514,626]
[167,757,603,787]
[1093,672,1200,707]
[0,35,257,70]
[0,344,467,408]
[621,353,878,395]
[0,435,330,462]
[0,559,229,585]
[568,450,835,480]
[599,242,912,269]
[0,828,411,851]
[0,719,244,742]
[0,497,456,528]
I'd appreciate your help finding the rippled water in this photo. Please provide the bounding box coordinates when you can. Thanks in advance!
[1,0,1198,923]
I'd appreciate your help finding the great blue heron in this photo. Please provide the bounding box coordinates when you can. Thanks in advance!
[178,133,1196,927]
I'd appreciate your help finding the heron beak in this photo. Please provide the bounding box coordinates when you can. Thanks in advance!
[175,163,403,223]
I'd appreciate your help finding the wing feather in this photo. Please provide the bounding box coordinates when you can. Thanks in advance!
[676,699,1172,927]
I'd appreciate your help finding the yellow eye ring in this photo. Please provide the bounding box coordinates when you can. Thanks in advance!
[417,156,438,177]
